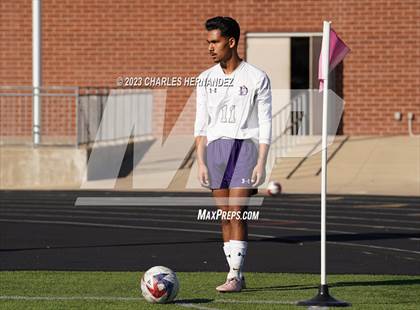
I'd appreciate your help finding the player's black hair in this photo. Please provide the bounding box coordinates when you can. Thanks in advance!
[205,16,240,47]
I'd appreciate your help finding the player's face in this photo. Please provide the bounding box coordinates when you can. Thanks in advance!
[207,29,234,63]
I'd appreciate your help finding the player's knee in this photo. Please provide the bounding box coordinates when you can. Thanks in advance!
[218,205,230,212]
[230,217,247,226]
[230,205,246,213]
[221,219,230,226]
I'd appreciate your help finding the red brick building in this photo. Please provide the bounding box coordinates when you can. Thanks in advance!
[1,0,419,142]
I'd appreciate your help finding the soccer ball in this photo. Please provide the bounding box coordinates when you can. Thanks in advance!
[140,266,179,304]
[267,181,282,196]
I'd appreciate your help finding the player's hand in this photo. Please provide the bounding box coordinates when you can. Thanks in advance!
[198,163,210,188]
[251,163,266,187]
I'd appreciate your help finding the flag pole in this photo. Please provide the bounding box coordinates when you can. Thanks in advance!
[33,0,42,146]
[297,21,350,307]
[320,19,330,289]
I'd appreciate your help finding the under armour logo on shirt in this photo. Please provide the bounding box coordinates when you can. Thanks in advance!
[209,87,217,94]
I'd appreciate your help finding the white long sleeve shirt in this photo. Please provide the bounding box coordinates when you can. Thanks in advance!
[194,61,272,145]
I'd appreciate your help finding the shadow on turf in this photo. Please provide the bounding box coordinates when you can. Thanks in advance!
[332,278,420,288]
[242,284,317,292]
[240,279,420,293]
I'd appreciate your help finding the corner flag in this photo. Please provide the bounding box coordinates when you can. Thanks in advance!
[298,21,351,308]
[318,27,350,92]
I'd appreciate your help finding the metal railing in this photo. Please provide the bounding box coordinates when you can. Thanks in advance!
[0,86,154,147]
[271,90,310,158]
[0,86,78,146]
[77,88,153,146]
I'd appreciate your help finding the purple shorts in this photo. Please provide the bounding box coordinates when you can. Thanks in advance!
[206,138,258,192]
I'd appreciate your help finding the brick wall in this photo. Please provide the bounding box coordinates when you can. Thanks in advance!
[1,0,419,139]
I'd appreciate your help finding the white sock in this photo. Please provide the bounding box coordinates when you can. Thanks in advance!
[223,242,237,280]
[223,242,234,279]
[229,240,247,280]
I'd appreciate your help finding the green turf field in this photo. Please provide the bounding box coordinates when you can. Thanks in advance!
[0,271,419,309]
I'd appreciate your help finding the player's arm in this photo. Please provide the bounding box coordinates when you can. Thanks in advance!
[195,136,207,166]
[257,143,270,167]
[252,74,272,187]
[195,135,210,188]
[194,79,210,187]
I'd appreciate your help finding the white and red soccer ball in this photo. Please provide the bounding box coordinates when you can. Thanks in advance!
[140,266,179,303]
[267,181,282,196]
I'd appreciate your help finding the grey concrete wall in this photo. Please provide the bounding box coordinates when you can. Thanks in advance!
[0,146,87,189]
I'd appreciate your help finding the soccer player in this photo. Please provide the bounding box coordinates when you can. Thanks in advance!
[194,16,272,292]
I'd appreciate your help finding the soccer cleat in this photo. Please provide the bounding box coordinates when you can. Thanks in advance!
[216,278,230,291]
[216,278,242,293]
[223,275,246,288]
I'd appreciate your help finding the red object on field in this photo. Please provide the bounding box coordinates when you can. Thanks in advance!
[267,181,282,196]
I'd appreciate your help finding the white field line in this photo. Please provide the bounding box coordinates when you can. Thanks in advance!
[176,303,220,310]
[3,207,419,231]
[3,204,415,219]
[2,217,418,257]
[0,296,222,310]
[0,211,356,235]
[262,199,420,210]
[260,206,416,217]
[0,219,275,239]
[0,295,299,307]
[4,206,417,224]
[2,216,419,256]
[0,295,142,301]
[5,194,420,210]
[328,241,420,256]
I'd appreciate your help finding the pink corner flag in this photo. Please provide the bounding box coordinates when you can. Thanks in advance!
[318,28,350,92]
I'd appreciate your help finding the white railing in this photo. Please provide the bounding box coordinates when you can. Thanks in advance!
[0,86,154,146]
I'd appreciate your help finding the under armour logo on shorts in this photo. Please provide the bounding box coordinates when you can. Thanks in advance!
[241,178,251,184]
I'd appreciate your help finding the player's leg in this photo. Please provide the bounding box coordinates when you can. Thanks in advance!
[211,188,234,291]
[207,139,236,290]
[206,139,231,242]
[228,188,250,240]
[214,139,256,292]
[224,139,258,290]
[215,188,251,292]
[228,188,252,288]
[212,188,231,242]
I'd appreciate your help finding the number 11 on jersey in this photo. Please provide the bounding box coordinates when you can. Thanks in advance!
[220,104,236,123]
